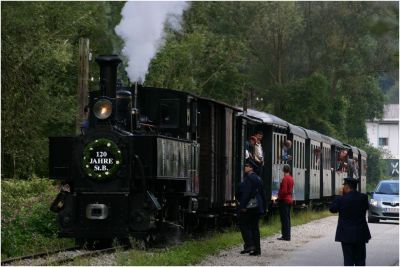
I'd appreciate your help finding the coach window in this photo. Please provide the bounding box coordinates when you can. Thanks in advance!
[292,140,296,168]
[273,135,276,164]
[293,139,296,167]
[326,148,329,169]
[297,141,300,168]
[296,141,298,168]
[293,140,300,168]
[297,141,299,168]
[325,148,328,169]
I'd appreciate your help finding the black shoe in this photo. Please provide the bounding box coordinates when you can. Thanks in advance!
[277,237,290,241]
[249,251,261,256]
[240,249,251,254]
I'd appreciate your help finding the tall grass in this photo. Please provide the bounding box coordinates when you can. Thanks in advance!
[1,178,74,259]
[1,178,331,264]
[112,209,331,266]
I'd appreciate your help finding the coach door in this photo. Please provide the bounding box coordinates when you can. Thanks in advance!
[224,108,234,202]
[321,143,332,197]
[292,136,306,202]
[333,146,345,195]
[272,132,287,199]
[351,149,360,179]
[309,140,321,200]
[359,150,367,193]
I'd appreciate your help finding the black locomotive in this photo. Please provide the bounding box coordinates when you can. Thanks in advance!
[49,55,367,245]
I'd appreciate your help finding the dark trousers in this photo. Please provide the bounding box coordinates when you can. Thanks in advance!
[341,242,366,266]
[238,209,261,252]
[279,202,291,239]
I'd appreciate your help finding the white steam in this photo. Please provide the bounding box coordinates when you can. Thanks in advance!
[115,1,190,82]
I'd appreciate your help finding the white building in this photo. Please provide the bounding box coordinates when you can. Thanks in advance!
[366,104,399,159]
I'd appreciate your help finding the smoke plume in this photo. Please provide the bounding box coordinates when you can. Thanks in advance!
[115,1,190,82]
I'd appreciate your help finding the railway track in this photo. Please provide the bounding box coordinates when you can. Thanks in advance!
[1,245,127,266]
[1,222,187,266]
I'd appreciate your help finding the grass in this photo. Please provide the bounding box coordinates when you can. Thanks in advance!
[1,178,74,259]
[82,209,331,266]
[1,178,331,264]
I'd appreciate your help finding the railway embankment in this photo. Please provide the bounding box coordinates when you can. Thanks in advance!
[1,178,74,260]
[2,178,331,265]
[69,210,331,265]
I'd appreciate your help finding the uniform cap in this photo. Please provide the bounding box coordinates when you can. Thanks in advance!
[245,159,258,169]
[342,177,359,185]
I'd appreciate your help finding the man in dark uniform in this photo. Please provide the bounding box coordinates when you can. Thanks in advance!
[236,160,267,256]
[329,177,371,266]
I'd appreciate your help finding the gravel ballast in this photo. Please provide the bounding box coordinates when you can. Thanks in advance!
[198,215,338,266]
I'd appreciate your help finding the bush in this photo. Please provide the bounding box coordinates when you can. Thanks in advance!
[1,178,73,259]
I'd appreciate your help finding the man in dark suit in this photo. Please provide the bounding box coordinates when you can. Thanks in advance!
[329,177,371,266]
[236,160,267,256]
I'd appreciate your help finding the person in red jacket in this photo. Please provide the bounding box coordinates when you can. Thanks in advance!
[277,164,294,241]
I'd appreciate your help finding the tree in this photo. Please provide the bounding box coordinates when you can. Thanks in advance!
[1,2,123,178]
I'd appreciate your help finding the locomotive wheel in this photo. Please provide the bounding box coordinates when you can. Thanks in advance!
[143,229,158,248]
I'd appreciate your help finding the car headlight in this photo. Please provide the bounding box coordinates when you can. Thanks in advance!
[370,199,378,207]
[93,99,112,120]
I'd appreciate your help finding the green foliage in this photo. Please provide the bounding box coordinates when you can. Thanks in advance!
[273,73,334,134]
[146,25,249,104]
[1,2,397,178]
[361,145,383,190]
[146,1,397,144]
[1,2,123,179]
[1,178,73,258]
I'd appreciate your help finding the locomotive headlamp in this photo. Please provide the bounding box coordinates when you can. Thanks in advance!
[93,99,112,120]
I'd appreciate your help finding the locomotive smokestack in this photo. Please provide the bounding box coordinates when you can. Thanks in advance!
[95,55,122,98]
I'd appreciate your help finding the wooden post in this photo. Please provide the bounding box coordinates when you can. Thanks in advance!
[76,38,90,135]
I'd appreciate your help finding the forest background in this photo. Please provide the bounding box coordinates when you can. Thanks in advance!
[2,1,399,189]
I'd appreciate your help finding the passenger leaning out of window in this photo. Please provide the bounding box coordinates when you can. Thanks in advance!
[254,131,264,167]
[245,136,257,161]
[281,140,292,162]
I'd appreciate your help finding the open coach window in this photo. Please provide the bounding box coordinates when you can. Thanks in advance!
[159,99,180,128]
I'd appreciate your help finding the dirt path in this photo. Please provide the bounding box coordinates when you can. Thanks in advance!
[198,216,338,266]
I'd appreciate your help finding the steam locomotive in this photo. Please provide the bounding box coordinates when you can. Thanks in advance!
[48,55,367,245]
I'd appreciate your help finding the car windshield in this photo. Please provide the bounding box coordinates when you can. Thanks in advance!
[375,182,399,195]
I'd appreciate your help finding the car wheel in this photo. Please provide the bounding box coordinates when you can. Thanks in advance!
[368,217,379,223]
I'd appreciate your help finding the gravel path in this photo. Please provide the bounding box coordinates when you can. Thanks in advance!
[198,215,338,266]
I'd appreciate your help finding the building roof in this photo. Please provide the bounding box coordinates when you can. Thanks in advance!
[384,104,399,120]
[368,104,399,123]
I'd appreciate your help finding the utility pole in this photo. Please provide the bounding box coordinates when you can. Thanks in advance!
[76,38,90,135]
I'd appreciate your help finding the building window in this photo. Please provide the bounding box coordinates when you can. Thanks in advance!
[379,137,388,146]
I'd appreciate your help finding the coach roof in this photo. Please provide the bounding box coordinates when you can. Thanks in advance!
[300,127,323,142]
[359,148,367,157]
[246,109,289,128]
[288,123,307,138]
